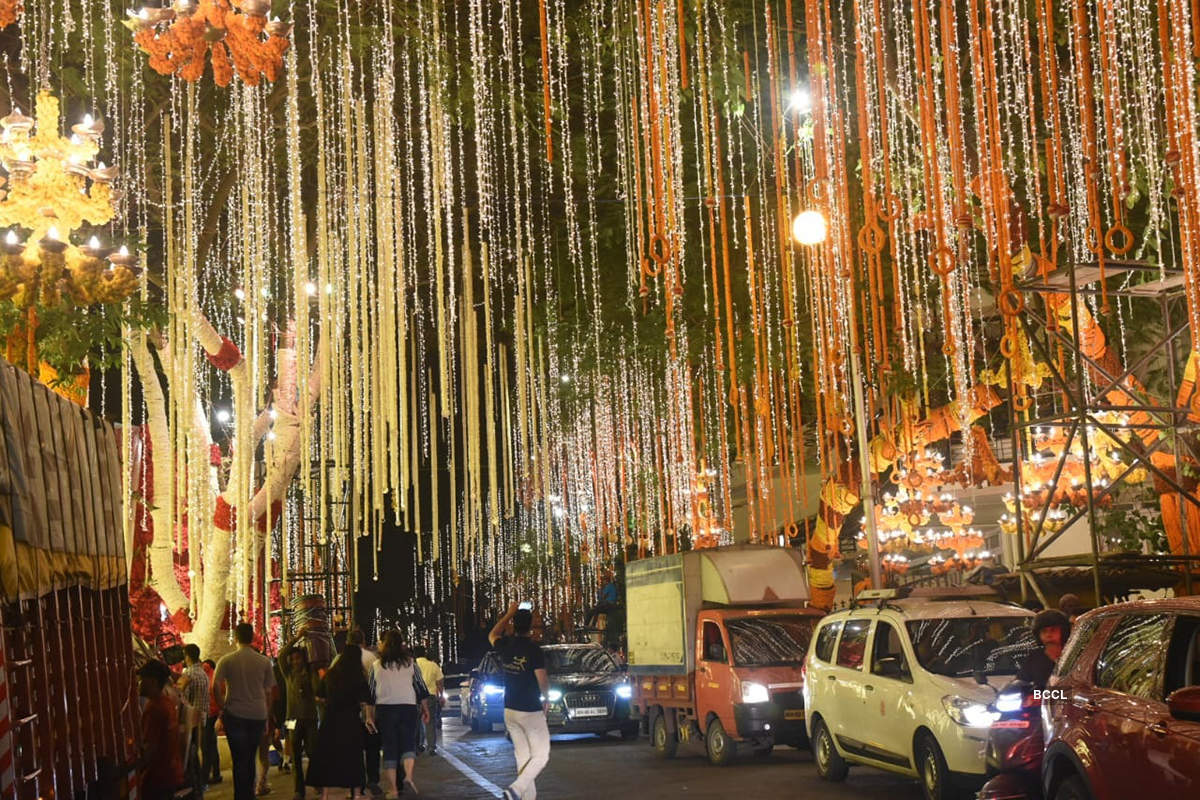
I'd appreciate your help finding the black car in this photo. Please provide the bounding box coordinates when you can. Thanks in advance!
[543,644,638,739]
[461,652,508,732]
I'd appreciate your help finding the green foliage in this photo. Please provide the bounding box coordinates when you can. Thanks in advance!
[0,296,166,381]
[1096,502,1170,555]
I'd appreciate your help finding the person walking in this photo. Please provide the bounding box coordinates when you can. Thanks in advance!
[256,655,289,794]
[137,660,185,800]
[307,644,372,798]
[213,623,278,800]
[178,644,211,794]
[367,632,430,797]
[348,630,382,795]
[280,636,322,800]
[489,603,550,800]
[201,658,222,785]
[412,646,443,755]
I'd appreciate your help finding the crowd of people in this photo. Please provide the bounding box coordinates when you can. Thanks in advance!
[135,621,450,800]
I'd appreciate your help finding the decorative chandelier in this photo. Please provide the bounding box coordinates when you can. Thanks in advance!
[126,0,291,88]
[0,91,135,311]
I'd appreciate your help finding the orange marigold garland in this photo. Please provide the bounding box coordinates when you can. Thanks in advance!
[0,0,21,29]
[126,0,291,88]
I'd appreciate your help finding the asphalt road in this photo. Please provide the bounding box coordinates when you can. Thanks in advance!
[214,716,929,800]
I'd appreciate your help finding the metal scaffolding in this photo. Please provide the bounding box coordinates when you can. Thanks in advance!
[1010,259,1200,603]
[271,458,355,638]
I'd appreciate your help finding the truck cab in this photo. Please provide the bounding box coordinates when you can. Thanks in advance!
[627,545,822,765]
[693,607,818,758]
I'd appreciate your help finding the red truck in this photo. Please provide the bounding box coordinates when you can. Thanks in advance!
[626,545,823,765]
[0,362,139,799]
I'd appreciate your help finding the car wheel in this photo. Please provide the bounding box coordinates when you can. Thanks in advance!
[621,725,640,741]
[915,733,952,800]
[812,719,848,782]
[1053,775,1092,800]
[651,710,678,759]
[705,717,737,766]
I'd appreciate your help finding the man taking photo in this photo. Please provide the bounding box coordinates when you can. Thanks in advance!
[490,602,549,800]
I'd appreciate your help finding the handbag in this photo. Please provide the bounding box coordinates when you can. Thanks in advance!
[412,665,431,703]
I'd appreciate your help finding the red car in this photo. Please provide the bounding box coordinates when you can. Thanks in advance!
[1042,597,1200,799]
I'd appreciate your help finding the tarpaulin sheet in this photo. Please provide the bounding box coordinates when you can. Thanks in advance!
[0,361,126,599]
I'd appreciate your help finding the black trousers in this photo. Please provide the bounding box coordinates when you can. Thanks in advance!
[364,728,381,784]
[288,718,320,796]
[203,715,220,780]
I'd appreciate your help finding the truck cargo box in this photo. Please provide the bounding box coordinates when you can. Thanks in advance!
[625,545,809,674]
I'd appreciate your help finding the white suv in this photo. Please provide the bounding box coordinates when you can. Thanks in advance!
[803,589,1036,800]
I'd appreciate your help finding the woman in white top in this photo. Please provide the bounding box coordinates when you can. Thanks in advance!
[367,630,430,798]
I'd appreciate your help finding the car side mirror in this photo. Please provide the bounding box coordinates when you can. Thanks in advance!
[1167,686,1200,722]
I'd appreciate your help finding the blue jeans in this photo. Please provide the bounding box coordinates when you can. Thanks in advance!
[376,704,419,768]
[223,713,266,800]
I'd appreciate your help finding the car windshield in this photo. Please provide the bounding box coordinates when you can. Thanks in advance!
[543,647,619,674]
[906,616,1037,677]
[726,615,817,667]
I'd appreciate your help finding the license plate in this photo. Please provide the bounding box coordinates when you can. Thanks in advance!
[784,709,805,720]
[573,706,608,718]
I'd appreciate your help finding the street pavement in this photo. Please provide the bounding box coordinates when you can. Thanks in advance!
[208,716,927,799]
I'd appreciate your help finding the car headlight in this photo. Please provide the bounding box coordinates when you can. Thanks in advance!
[616,684,633,700]
[547,689,563,702]
[482,683,505,697]
[943,695,998,727]
[741,681,770,704]
[995,692,1023,714]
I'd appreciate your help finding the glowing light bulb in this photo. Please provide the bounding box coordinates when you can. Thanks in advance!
[215,408,231,423]
[83,114,93,127]
[788,88,812,113]
[46,226,59,240]
[305,281,317,296]
[792,210,828,245]
[5,230,17,245]
[89,236,100,250]
[234,288,246,301]
[118,245,129,257]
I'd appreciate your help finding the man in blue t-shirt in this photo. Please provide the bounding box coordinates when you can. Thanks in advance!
[489,602,550,800]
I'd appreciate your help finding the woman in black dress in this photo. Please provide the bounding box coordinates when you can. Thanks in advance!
[307,644,372,798]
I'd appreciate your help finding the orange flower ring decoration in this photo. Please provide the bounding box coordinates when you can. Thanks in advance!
[128,0,290,88]
[0,0,21,29]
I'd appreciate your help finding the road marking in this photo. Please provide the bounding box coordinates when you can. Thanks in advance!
[439,743,505,798]
[441,721,505,798]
